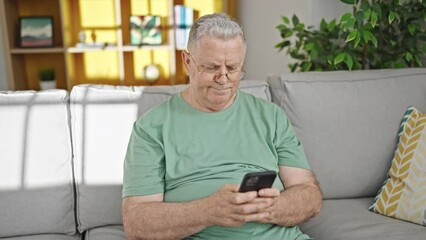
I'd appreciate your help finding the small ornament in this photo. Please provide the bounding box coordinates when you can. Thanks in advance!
[91,30,97,43]
[144,64,160,83]
[78,31,86,44]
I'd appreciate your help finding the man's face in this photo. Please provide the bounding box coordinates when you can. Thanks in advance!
[184,36,246,111]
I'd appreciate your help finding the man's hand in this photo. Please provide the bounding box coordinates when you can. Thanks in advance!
[255,166,323,226]
[201,184,277,227]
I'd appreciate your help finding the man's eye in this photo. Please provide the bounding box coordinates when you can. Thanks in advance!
[227,66,239,72]
[204,66,220,71]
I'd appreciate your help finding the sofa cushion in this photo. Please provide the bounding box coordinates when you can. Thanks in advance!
[1,235,81,240]
[0,90,76,237]
[268,68,426,199]
[84,225,125,240]
[300,198,426,240]
[370,106,426,226]
[70,80,270,232]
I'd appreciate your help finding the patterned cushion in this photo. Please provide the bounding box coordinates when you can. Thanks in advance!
[369,107,426,226]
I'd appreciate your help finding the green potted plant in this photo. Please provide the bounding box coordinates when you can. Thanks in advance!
[275,0,426,72]
[38,68,56,90]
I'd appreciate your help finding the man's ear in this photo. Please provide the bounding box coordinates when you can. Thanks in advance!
[181,51,191,73]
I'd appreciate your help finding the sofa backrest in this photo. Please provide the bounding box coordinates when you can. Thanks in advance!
[69,80,270,232]
[268,68,426,199]
[0,90,76,237]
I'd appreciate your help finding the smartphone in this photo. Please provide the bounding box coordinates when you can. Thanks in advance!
[238,171,277,192]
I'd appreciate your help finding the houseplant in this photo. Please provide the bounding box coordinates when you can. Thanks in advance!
[38,68,56,90]
[275,0,426,72]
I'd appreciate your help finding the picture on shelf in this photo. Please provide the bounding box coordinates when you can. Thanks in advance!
[19,16,54,48]
[130,15,162,45]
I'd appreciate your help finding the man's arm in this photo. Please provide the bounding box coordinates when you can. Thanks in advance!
[258,166,322,226]
[122,185,274,240]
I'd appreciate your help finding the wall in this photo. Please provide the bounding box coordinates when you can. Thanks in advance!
[0,25,8,90]
[236,0,350,80]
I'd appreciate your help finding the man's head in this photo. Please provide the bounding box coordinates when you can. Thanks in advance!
[182,13,246,112]
[186,13,246,53]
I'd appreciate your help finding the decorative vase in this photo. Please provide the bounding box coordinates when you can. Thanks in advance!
[40,80,56,90]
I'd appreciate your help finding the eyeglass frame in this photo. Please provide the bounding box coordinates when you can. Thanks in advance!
[186,51,246,81]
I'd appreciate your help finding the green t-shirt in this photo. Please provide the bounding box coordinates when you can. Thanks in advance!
[123,91,311,240]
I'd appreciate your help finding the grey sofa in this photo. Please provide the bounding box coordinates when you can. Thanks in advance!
[1,68,425,239]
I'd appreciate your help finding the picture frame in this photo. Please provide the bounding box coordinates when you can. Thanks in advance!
[19,16,54,48]
[130,15,162,45]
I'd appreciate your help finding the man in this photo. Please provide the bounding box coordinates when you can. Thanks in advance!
[122,13,322,240]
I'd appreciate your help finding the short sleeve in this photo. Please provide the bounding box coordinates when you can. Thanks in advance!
[122,120,165,198]
[274,107,310,169]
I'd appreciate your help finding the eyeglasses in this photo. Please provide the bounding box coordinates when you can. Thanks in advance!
[187,52,245,81]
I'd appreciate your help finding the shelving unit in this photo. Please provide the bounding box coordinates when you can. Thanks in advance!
[0,0,233,90]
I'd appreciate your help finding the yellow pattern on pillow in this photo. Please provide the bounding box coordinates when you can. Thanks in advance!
[370,107,426,226]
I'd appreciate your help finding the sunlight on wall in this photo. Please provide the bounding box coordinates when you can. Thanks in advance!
[80,0,116,27]
[185,0,222,16]
[84,51,119,79]
[131,0,169,16]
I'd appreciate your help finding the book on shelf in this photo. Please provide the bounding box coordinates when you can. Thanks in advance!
[174,5,194,50]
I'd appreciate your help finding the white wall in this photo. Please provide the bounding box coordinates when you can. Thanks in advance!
[236,0,350,80]
[0,25,9,90]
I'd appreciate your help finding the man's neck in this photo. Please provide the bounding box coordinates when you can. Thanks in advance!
[181,88,236,112]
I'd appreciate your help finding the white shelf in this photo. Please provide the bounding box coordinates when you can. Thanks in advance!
[122,44,171,52]
[67,45,118,53]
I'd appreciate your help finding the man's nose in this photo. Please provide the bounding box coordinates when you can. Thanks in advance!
[215,73,228,84]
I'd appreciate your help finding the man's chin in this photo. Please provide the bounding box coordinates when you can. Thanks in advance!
[209,87,232,96]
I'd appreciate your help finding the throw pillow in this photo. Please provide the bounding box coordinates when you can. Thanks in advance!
[369,106,426,226]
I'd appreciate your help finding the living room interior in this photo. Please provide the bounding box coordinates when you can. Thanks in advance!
[0,0,349,91]
[1,0,425,240]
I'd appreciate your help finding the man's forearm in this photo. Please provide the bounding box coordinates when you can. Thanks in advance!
[267,182,322,226]
[123,199,209,240]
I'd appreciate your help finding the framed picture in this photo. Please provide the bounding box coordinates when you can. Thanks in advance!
[19,16,54,48]
[130,15,162,45]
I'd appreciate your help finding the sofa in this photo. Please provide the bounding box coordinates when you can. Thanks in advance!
[1,68,425,239]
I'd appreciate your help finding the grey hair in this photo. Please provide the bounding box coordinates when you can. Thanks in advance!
[187,13,246,52]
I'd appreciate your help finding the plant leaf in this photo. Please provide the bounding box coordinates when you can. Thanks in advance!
[408,24,417,36]
[340,0,356,5]
[405,52,413,62]
[370,33,378,48]
[304,42,315,51]
[301,61,312,71]
[414,55,422,66]
[370,12,378,27]
[340,13,353,23]
[354,33,361,47]
[275,41,291,51]
[355,10,365,27]
[334,53,347,65]
[346,29,358,42]
[292,14,300,27]
[328,19,337,31]
[388,11,396,24]
[372,2,382,18]
[345,54,354,70]
[362,30,371,43]
[344,16,356,29]
[281,16,290,24]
